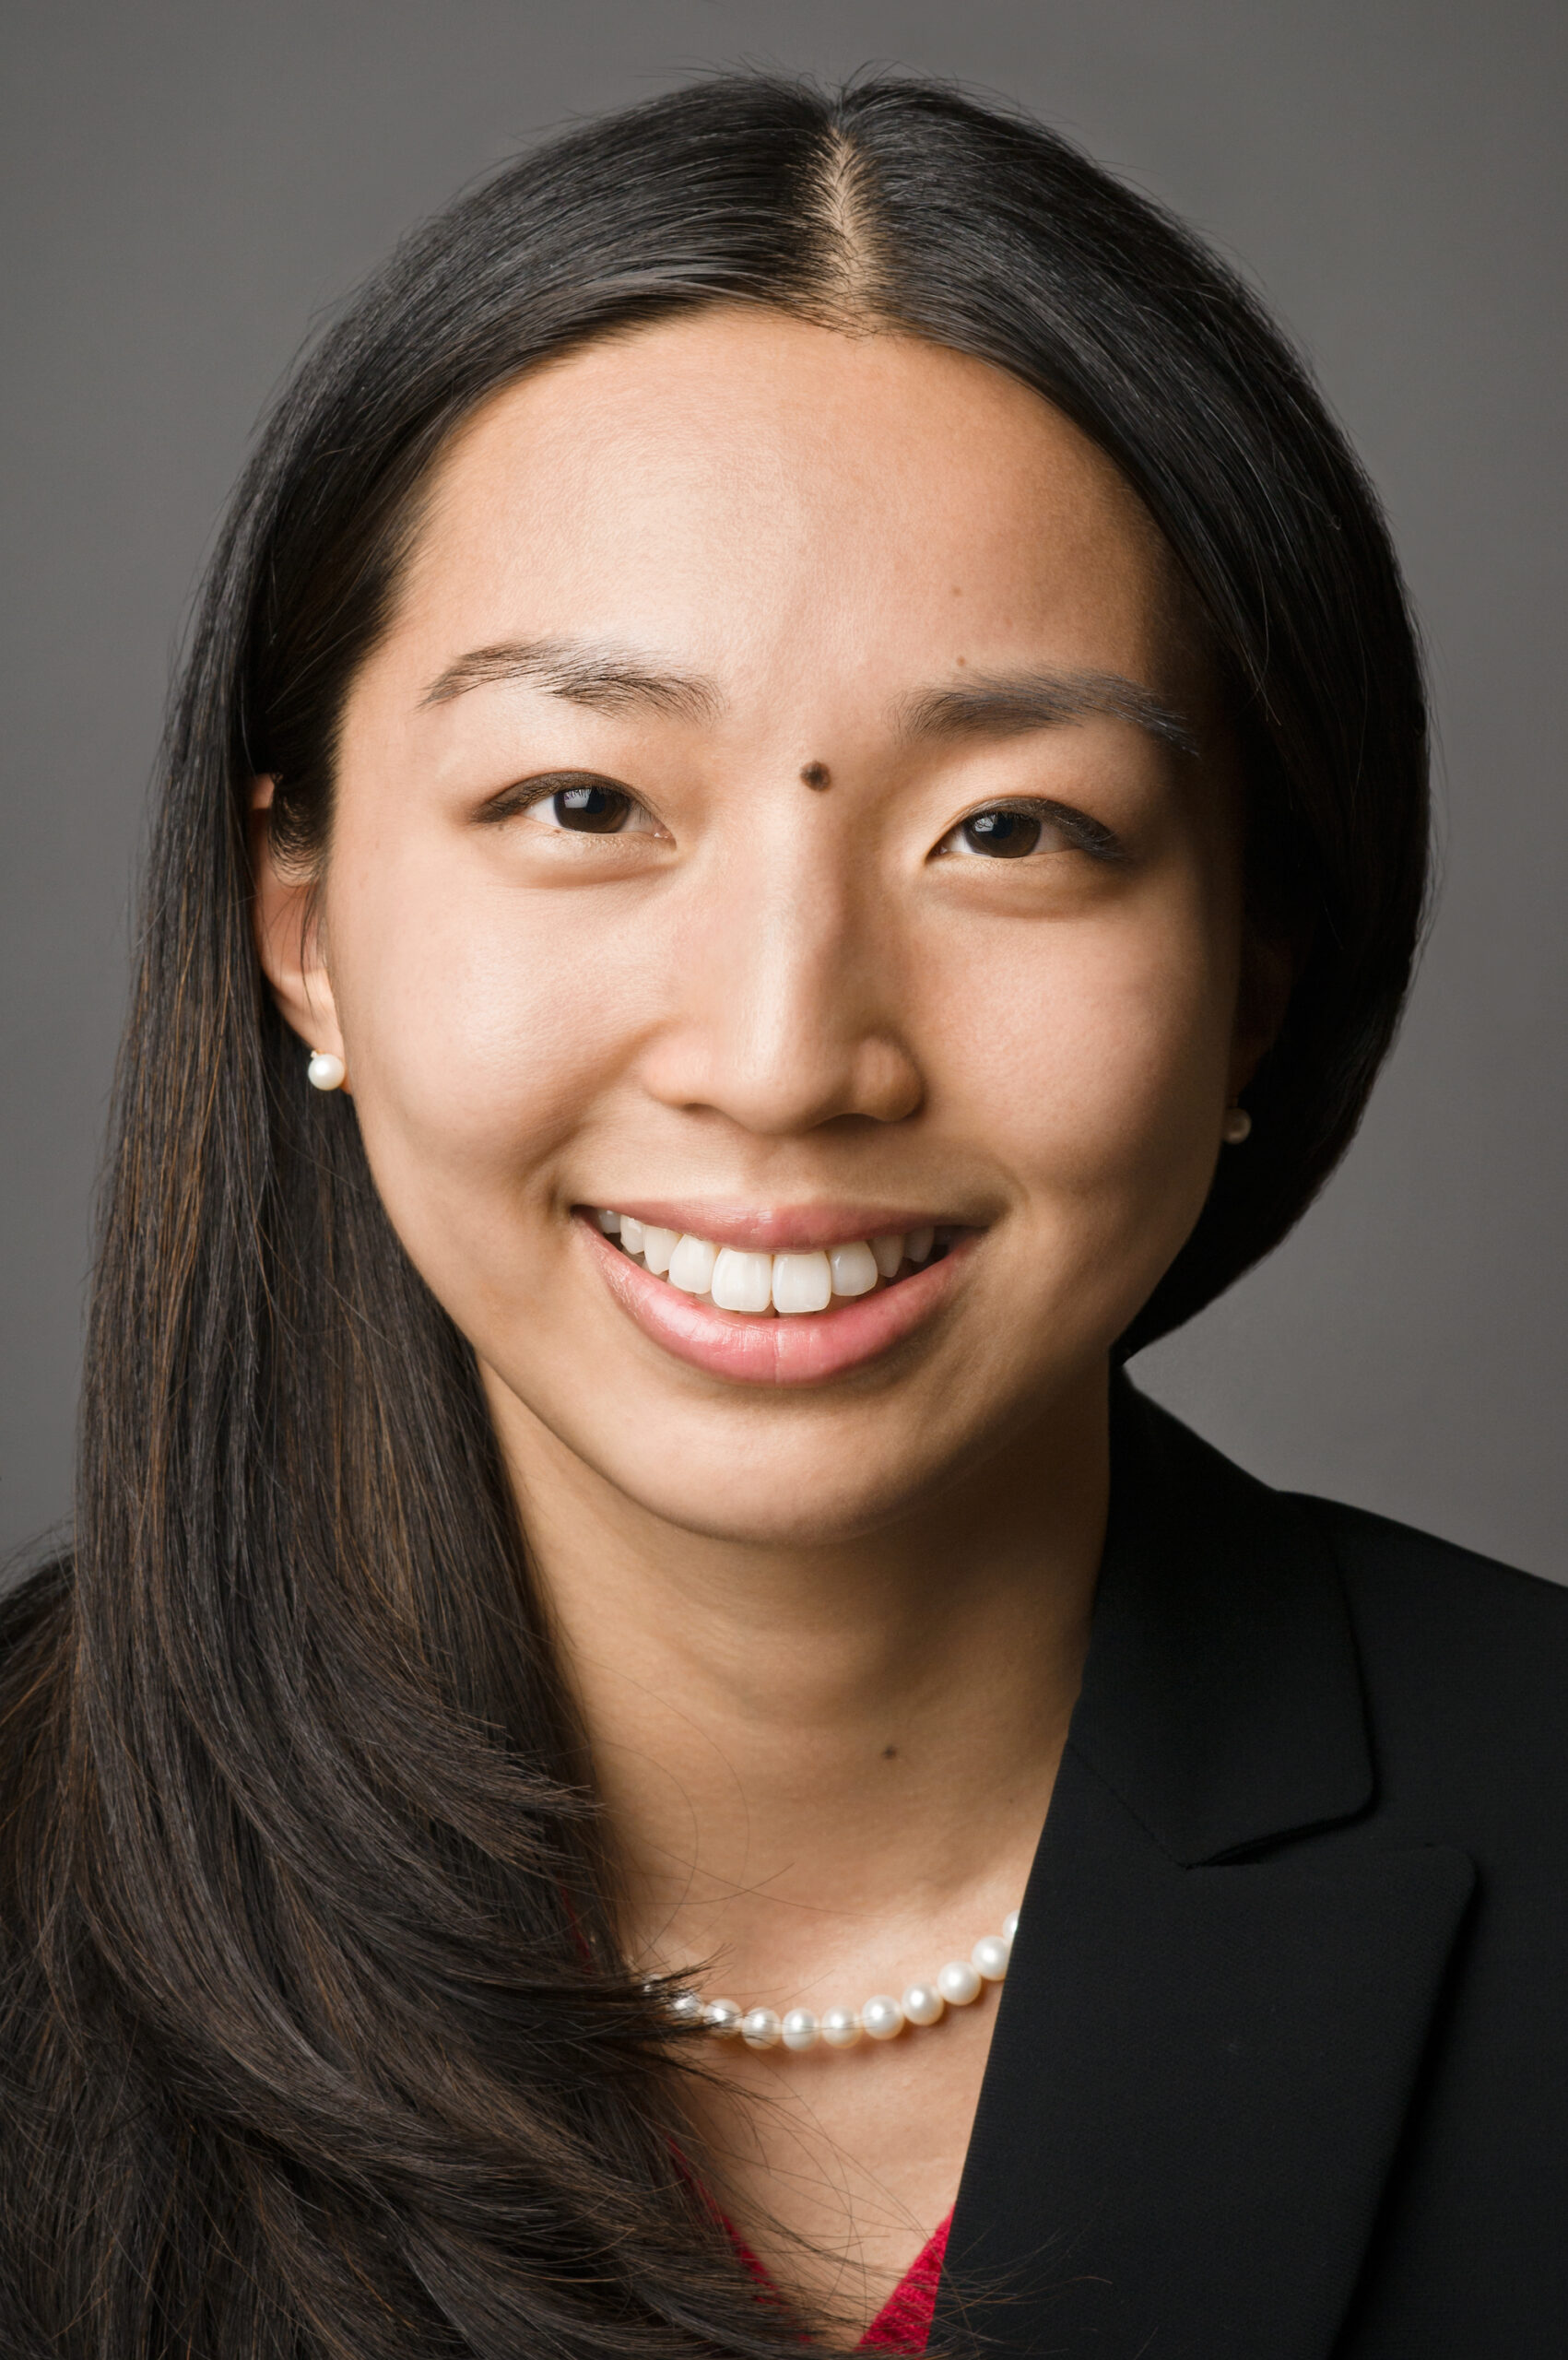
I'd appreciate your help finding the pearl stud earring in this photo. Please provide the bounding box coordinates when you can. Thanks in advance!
[307,1050,347,1092]
[1222,1106,1253,1144]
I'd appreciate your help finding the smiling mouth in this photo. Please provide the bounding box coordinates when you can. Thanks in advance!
[589,1210,961,1316]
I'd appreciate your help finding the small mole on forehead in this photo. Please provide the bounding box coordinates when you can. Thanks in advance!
[799,761,831,790]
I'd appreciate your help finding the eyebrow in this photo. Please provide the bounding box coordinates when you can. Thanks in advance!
[420,637,722,723]
[898,668,1199,758]
[421,638,1197,760]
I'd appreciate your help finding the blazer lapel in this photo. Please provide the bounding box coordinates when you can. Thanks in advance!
[935,1390,1474,2359]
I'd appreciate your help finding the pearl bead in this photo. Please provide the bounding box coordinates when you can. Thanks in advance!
[306,1051,346,1092]
[902,1981,945,2026]
[683,1901,1022,2060]
[860,1993,904,2041]
[972,1935,1010,1982]
[937,1959,983,2007]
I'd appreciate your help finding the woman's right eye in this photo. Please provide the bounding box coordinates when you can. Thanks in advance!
[532,780,637,833]
[478,773,658,836]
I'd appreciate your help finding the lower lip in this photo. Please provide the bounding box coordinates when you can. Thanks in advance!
[576,1215,973,1386]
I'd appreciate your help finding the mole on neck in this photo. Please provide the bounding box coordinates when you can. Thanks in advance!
[799,761,831,791]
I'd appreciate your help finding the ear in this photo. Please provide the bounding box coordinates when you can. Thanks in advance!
[249,778,351,1090]
[1229,923,1299,1101]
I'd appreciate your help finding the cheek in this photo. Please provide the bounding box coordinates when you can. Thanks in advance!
[319,844,617,1239]
[938,886,1236,1227]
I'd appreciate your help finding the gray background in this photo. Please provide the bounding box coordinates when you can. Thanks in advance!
[3,1,1563,1577]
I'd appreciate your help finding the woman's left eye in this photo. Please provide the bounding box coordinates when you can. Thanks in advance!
[934,804,1100,860]
[944,808,1047,858]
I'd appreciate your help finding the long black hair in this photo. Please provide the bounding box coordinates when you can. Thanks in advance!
[0,73,1427,2358]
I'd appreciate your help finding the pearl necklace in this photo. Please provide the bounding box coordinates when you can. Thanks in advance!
[665,1908,1020,2053]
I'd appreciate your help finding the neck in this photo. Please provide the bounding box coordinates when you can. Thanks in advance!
[485,1368,1109,1995]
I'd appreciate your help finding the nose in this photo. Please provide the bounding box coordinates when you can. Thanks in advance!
[638,821,924,1137]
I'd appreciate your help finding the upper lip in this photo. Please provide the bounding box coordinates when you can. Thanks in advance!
[576,1201,975,1252]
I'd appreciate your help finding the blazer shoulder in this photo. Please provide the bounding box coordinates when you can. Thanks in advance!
[1294,1492,1568,1825]
[1299,1491,1566,1636]
[1132,1386,1568,1674]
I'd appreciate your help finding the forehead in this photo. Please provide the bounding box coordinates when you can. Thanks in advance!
[389,308,1185,700]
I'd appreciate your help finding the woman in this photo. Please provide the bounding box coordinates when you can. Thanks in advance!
[1,71,1562,2360]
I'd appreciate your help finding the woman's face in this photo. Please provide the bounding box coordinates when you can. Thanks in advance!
[261,310,1254,1545]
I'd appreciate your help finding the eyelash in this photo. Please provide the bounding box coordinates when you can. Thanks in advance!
[477,773,1126,863]
[936,798,1126,865]
[476,773,643,828]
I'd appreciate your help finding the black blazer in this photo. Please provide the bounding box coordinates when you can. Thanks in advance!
[932,1385,1568,2357]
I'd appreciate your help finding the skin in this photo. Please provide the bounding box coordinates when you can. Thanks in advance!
[253,309,1269,2337]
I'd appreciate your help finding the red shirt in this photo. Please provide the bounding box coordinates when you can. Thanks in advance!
[728,2211,952,2353]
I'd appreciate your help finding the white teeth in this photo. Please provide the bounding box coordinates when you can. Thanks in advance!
[828,1240,878,1298]
[596,1212,949,1316]
[641,1225,679,1276]
[772,1250,833,1315]
[666,1234,717,1294]
[710,1247,774,1314]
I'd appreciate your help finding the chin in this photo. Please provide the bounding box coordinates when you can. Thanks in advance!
[607,1439,952,1549]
